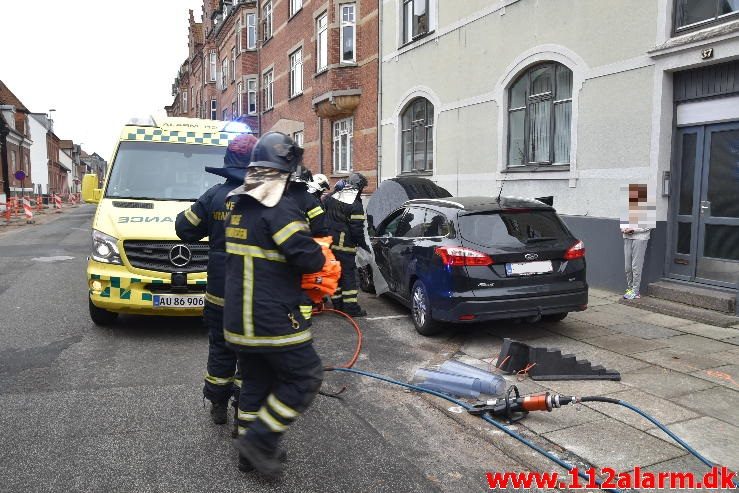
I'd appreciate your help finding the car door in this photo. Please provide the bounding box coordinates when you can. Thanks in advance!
[389,207,428,296]
[372,208,407,291]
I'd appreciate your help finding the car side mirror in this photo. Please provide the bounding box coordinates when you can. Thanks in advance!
[82,174,101,204]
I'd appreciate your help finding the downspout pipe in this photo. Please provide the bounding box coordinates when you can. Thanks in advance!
[375,0,382,191]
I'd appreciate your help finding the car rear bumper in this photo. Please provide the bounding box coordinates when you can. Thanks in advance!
[434,289,588,323]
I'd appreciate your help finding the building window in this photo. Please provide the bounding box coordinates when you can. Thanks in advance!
[507,62,573,167]
[231,47,236,82]
[289,0,302,17]
[401,98,434,173]
[402,0,429,44]
[182,90,188,112]
[223,108,229,121]
[263,1,273,41]
[222,58,229,89]
[675,0,739,31]
[316,13,328,72]
[210,99,218,120]
[263,70,274,110]
[191,87,195,110]
[209,51,217,82]
[340,4,356,63]
[247,13,257,49]
[333,117,353,173]
[247,79,258,115]
[290,48,303,97]
[231,102,236,118]
[237,82,244,116]
[237,17,242,52]
[293,131,304,147]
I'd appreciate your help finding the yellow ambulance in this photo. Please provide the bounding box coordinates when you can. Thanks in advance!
[81,117,250,325]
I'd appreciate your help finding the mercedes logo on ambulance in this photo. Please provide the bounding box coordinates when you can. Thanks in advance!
[169,245,192,267]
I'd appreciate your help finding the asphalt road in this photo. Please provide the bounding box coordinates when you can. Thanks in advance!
[0,205,521,493]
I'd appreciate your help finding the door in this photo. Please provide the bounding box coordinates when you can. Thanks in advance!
[389,206,428,296]
[670,123,739,287]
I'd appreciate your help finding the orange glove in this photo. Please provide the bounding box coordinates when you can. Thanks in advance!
[301,237,342,304]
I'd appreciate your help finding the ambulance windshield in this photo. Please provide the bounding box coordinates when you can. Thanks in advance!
[105,141,227,201]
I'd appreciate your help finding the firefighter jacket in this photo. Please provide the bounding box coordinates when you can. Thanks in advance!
[175,180,238,308]
[285,183,329,237]
[323,195,369,254]
[223,195,326,352]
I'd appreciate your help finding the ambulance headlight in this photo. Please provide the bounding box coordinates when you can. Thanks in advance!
[91,230,122,264]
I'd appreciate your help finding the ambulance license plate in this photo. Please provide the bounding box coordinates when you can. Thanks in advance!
[152,294,205,308]
[505,260,553,276]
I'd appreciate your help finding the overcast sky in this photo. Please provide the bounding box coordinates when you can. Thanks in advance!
[0,0,202,159]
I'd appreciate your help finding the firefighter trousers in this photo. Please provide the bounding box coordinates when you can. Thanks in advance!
[332,251,362,313]
[203,303,239,404]
[235,344,324,451]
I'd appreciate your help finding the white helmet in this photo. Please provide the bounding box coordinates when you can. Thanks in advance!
[308,173,330,194]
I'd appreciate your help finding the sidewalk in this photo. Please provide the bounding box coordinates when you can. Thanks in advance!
[431,288,738,482]
[0,203,84,235]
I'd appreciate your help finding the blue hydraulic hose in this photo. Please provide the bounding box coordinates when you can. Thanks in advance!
[329,367,621,493]
[582,397,739,488]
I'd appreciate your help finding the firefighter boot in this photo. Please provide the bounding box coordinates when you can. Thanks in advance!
[210,400,228,425]
[237,450,287,472]
[235,438,285,477]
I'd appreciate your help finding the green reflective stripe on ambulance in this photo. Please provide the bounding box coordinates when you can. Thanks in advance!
[306,206,323,219]
[224,328,313,347]
[272,221,309,246]
[184,208,201,226]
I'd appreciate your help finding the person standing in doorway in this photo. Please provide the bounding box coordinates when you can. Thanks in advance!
[621,183,653,300]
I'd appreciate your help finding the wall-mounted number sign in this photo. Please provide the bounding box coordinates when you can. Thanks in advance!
[701,48,714,60]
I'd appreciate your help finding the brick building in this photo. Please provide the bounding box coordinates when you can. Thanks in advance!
[0,80,33,198]
[166,0,379,190]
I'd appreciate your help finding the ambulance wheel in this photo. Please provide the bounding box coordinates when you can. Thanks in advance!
[89,298,118,326]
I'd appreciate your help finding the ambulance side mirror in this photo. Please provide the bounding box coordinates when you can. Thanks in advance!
[82,174,102,204]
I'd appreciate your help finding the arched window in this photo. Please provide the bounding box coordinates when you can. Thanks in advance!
[401,98,434,173]
[508,63,573,167]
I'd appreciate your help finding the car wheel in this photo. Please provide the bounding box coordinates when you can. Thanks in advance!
[411,280,442,336]
[358,266,375,294]
[542,312,568,323]
[89,297,118,326]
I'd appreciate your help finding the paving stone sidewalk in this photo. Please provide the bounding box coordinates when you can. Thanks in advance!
[443,288,739,480]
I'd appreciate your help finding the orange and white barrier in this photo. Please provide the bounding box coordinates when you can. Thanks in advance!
[54,193,62,211]
[22,197,33,222]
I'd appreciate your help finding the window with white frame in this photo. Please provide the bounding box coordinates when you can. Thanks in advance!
[247,13,257,49]
[182,90,188,111]
[333,117,353,173]
[247,78,258,114]
[289,48,303,97]
[263,1,273,40]
[191,87,195,109]
[401,98,434,173]
[289,0,302,17]
[222,58,229,89]
[293,131,304,147]
[209,51,217,82]
[237,82,244,116]
[675,0,739,31]
[263,70,274,110]
[316,13,328,72]
[507,62,573,167]
[210,99,218,120]
[340,4,356,63]
[231,47,236,82]
[402,0,430,44]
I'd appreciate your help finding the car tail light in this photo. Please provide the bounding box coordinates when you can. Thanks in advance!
[459,314,476,321]
[564,240,585,260]
[435,246,493,267]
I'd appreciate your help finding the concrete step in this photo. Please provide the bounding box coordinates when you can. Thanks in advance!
[619,295,739,328]
[647,280,736,314]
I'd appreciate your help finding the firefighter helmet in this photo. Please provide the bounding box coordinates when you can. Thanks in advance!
[249,132,304,173]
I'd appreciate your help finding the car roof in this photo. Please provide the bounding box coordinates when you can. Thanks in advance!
[403,196,554,212]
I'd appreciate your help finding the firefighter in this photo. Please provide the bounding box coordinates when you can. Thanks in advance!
[323,172,370,316]
[306,173,330,201]
[224,132,326,476]
[175,133,258,428]
[286,165,329,237]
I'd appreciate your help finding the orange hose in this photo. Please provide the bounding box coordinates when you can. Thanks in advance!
[313,304,363,369]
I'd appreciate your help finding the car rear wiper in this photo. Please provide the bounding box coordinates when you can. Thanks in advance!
[525,237,559,243]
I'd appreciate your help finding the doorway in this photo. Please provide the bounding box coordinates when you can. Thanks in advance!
[670,123,739,288]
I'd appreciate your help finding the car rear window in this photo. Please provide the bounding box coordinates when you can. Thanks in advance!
[458,211,570,248]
